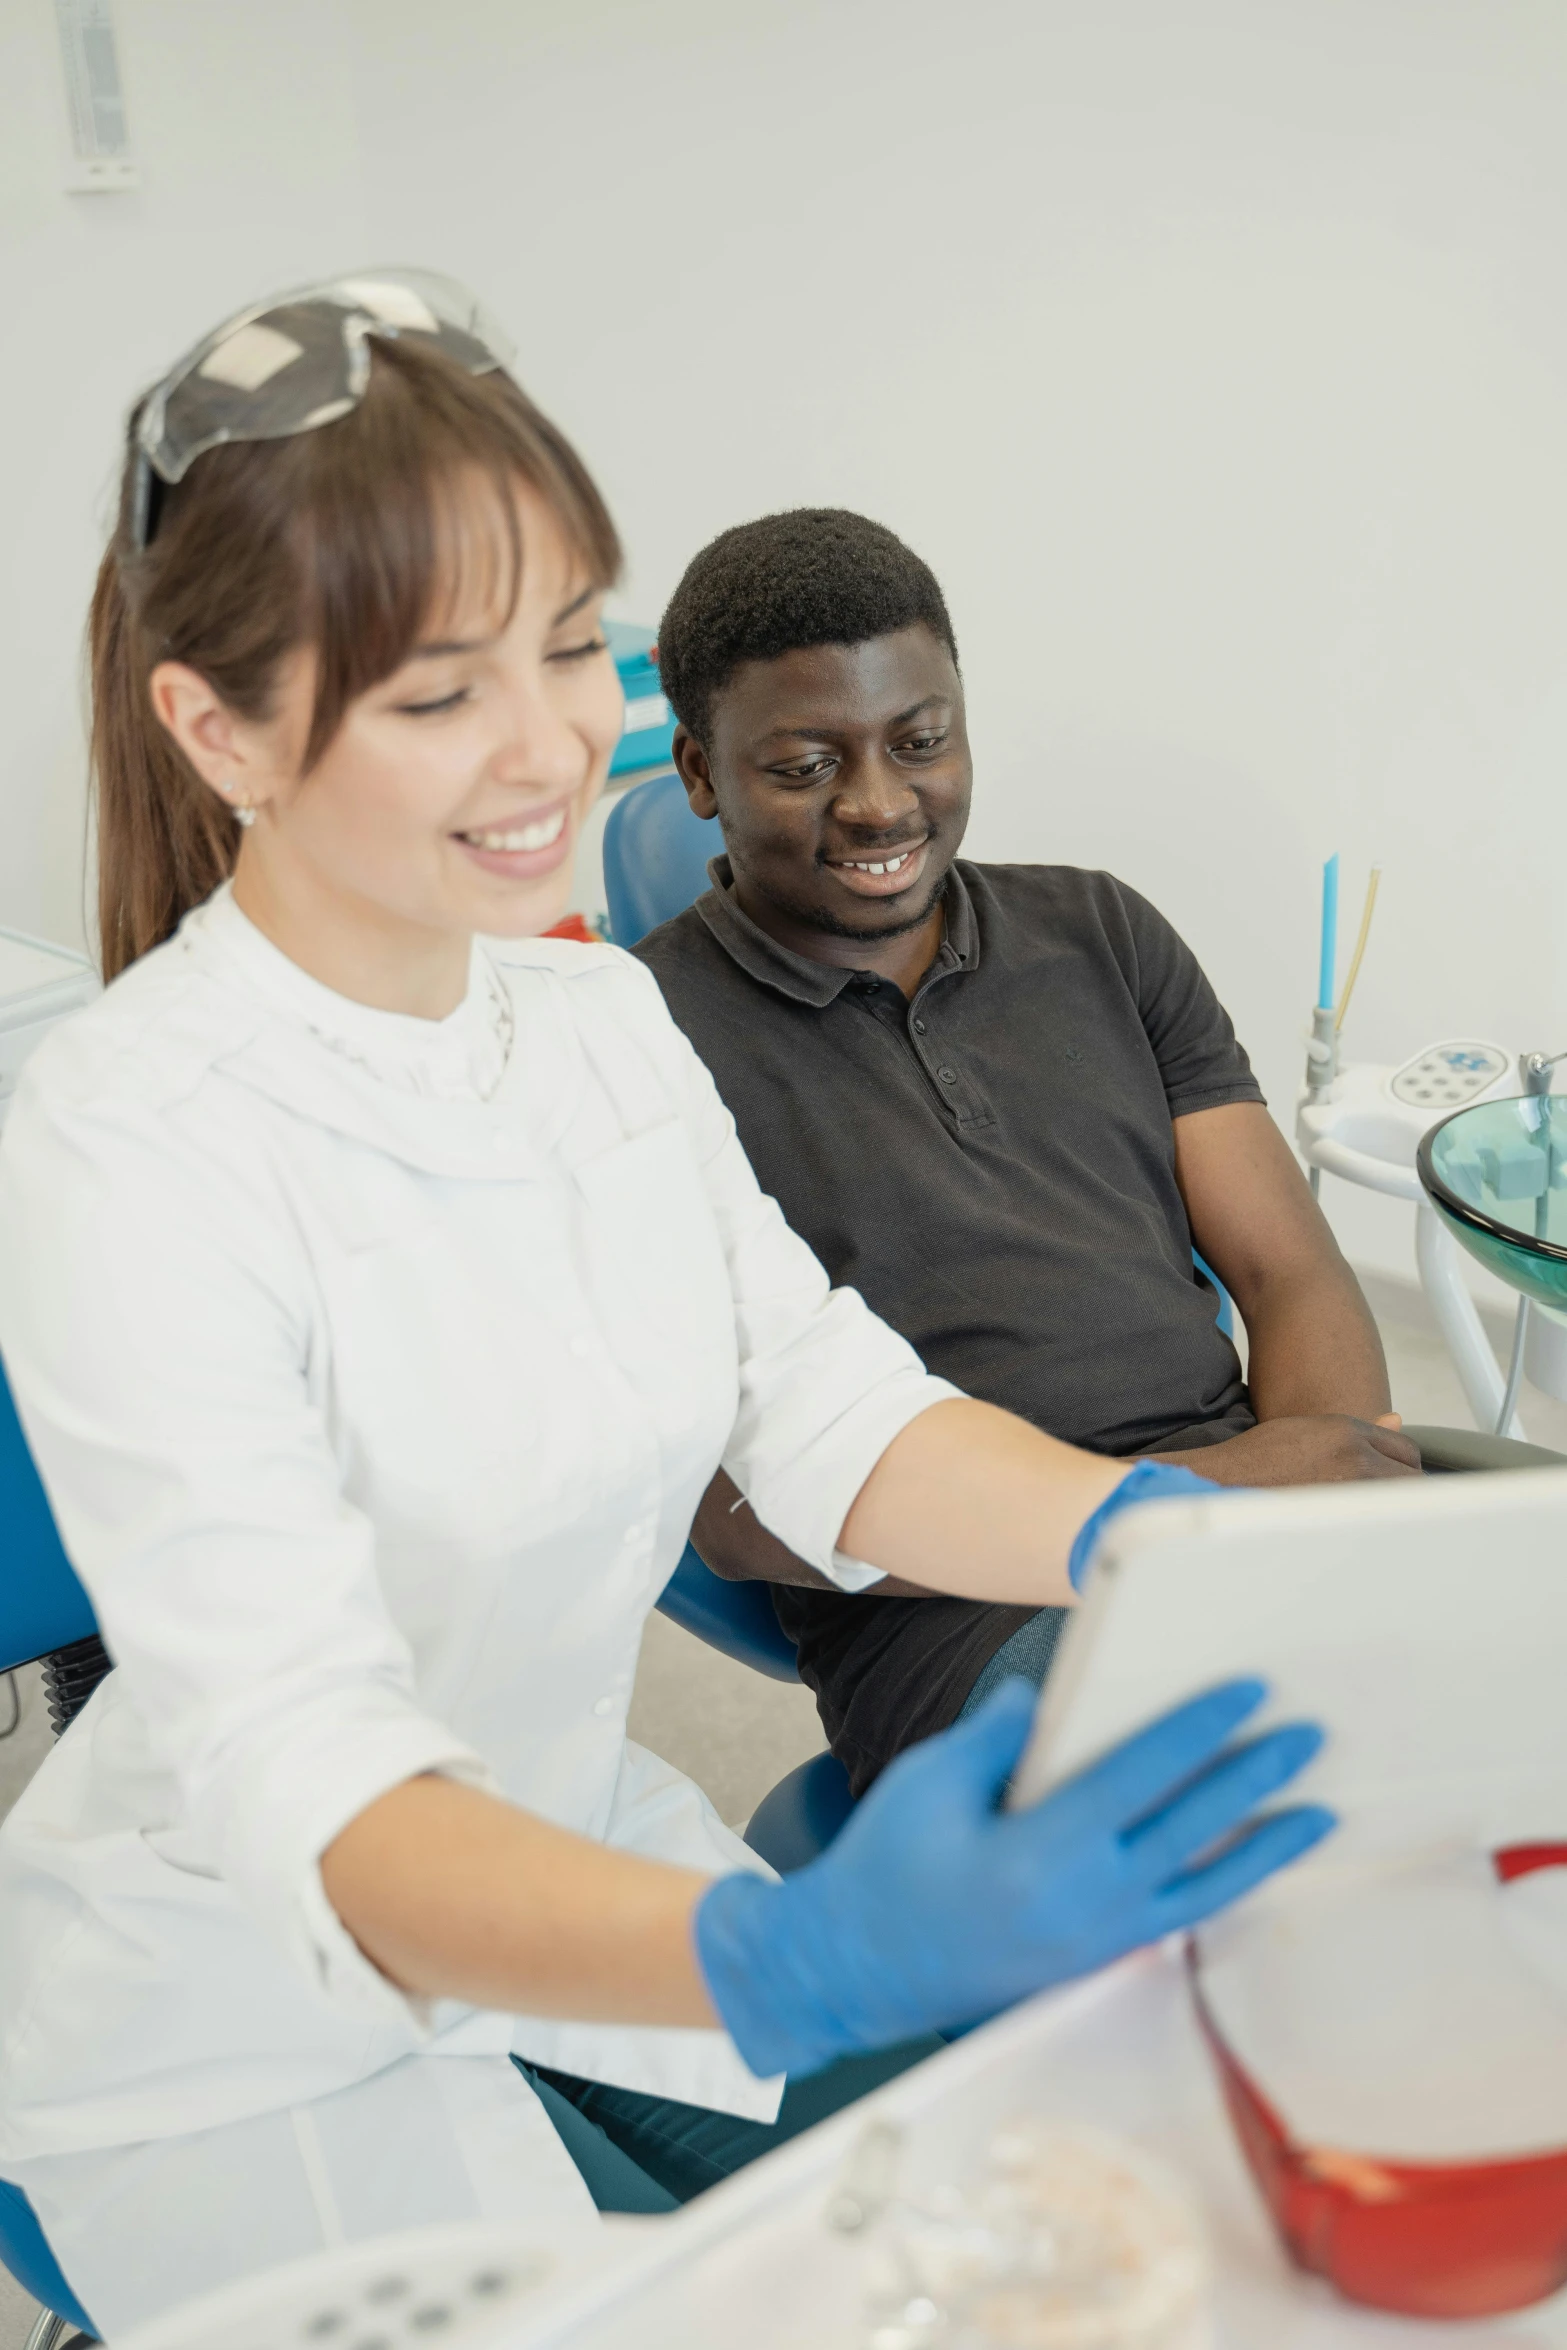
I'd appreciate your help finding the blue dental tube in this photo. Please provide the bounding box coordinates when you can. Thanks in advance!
[1304,855,1341,1192]
[1318,853,1339,1013]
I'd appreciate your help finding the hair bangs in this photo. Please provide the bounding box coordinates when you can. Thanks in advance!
[295,339,622,768]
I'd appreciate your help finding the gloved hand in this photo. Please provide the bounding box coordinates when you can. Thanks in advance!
[696,1676,1332,2079]
[1068,1458,1219,1590]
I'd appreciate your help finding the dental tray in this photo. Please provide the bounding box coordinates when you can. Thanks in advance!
[126,1949,1567,2350]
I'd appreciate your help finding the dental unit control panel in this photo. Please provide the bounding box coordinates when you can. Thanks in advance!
[1388,1041,1512,1110]
[1296,1038,1518,1202]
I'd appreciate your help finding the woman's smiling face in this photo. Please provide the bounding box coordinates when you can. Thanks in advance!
[151,472,624,1012]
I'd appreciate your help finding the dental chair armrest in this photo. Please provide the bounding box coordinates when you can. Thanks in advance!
[1401,1423,1567,1474]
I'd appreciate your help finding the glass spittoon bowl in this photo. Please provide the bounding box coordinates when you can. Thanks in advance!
[1417,1094,1567,1309]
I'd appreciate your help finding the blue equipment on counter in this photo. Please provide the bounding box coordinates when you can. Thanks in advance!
[606,621,677,781]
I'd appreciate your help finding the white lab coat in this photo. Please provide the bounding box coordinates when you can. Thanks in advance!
[0,892,957,2205]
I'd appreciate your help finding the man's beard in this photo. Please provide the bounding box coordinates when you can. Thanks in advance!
[768,866,950,944]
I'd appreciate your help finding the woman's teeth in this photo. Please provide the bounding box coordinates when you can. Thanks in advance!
[463,809,567,853]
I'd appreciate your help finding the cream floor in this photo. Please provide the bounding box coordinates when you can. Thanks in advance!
[1,1281,1562,2345]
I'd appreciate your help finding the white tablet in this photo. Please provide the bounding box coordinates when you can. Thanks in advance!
[1008,1467,1567,1860]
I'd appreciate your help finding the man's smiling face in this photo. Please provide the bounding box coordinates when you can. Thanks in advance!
[673,623,972,953]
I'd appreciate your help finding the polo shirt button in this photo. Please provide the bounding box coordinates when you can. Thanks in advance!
[937,1065,958,1084]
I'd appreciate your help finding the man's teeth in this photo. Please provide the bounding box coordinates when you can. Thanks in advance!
[842,850,916,875]
[465,809,567,853]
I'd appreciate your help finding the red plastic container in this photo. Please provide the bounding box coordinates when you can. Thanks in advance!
[1190,1845,1567,2320]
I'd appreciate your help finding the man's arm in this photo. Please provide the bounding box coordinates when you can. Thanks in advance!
[1156,1101,1419,1484]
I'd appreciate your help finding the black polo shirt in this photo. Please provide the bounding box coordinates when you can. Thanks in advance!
[634,859,1264,1794]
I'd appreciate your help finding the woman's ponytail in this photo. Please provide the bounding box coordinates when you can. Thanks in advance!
[89,548,241,983]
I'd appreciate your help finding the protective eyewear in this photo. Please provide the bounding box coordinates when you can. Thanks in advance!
[130,268,516,551]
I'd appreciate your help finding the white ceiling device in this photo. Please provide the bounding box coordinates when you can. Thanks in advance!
[55,0,139,193]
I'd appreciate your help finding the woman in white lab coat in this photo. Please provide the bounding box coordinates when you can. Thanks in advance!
[0,274,1330,2336]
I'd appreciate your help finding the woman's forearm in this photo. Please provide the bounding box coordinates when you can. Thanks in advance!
[322,1774,718,2024]
[839,1398,1124,1606]
[690,1468,935,1596]
[322,1413,1130,2015]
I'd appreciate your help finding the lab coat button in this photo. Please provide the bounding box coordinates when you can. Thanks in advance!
[593,1696,617,1717]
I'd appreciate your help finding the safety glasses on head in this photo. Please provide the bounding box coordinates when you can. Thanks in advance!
[130,268,516,551]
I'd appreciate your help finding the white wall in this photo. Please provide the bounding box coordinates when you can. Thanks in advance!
[3,0,1566,1285]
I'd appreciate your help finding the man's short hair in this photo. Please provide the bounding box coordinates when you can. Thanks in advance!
[656,508,959,745]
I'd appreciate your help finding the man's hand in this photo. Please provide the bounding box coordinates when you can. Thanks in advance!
[1151,1412,1421,1487]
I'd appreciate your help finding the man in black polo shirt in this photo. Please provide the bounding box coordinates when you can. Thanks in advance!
[633,509,1418,1797]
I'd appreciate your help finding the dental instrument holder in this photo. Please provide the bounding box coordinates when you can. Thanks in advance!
[1487,1051,1567,1434]
[1296,1038,1540,1438]
[1303,1006,1339,1196]
[1521,1048,1567,1099]
[1304,1003,1339,1105]
[1493,1048,1567,1427]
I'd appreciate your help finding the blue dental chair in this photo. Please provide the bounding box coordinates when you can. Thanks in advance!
[0,1365,102,2346]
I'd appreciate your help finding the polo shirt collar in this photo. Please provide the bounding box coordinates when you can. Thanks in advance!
[693,855,980,1006]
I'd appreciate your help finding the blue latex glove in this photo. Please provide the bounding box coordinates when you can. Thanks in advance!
[696,1676,1332,2079]
[1068,1458,1220,1591]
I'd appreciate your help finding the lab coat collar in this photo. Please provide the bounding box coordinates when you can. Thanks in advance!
[176,914,583,1182]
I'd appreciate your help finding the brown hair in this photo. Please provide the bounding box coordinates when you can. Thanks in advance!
[91,336,621,980]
